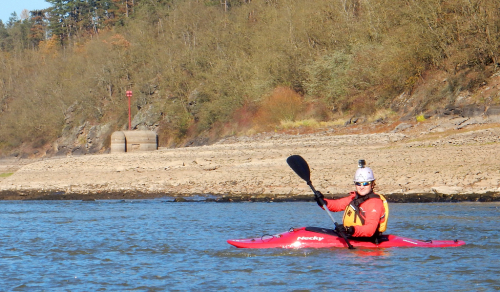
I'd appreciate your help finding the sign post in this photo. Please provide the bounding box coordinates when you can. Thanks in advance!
[126,90,132,130]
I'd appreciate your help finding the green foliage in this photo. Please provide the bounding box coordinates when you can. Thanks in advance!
[416,114,427,122]
[304,52,353,106]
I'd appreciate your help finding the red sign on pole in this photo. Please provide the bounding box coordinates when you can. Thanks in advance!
[126,91,132,130]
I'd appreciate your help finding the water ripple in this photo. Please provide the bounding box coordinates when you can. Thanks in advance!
[0,201,498,291]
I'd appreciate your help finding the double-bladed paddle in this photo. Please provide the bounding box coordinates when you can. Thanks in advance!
[286,155,355,249]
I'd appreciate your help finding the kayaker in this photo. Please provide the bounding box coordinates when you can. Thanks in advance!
[315,160,389,241]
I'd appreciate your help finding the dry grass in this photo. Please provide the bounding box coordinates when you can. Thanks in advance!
[253,87,305,130]
[277,119,348,130]
[366,109,398,123]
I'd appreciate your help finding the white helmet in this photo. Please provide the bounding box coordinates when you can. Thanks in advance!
[354,160,375,182]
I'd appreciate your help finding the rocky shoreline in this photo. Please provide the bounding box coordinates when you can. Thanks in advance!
[1,115,500,202]
[0,190,498,203]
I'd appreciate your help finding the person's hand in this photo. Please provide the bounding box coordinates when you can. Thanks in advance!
[314,191,325,207]
[335,224,354,236]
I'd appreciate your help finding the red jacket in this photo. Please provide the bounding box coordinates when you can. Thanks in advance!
[324,192,385,237]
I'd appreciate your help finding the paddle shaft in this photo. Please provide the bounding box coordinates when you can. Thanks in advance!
[286,155,354,249]
[307,181,355,249]
[307,182,338,224]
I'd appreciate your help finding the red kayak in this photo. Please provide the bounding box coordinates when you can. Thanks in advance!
[227,227,466,249]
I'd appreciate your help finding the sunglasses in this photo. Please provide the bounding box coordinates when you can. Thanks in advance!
[355,181,372,186]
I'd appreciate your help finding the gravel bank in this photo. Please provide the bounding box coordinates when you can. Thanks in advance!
[1,116,499,202]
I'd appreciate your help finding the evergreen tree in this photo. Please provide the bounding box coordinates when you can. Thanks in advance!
[0,20,9,50]
[2,12,31,50]
[46,0,70,43]
[46,0,125,42]
[7,12,19,28]
[29,10,48,47]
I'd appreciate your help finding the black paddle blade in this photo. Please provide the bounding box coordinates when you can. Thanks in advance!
[286,155,311,183]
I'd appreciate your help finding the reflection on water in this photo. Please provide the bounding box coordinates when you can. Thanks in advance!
[352,249,391,257]
[0,201,499,290]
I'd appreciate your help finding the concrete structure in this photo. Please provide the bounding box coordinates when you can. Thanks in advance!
[110,131,127,153]
[110,131,157,153]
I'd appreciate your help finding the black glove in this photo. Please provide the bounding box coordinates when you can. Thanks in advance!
[314,191,325,207]
[335,224,354,236]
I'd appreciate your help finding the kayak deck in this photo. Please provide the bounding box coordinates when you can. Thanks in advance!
[227,227,466,249]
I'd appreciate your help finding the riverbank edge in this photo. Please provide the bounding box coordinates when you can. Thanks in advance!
[1,190,499,202]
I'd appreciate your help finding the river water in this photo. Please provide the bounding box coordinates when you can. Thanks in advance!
[0,200,498,291]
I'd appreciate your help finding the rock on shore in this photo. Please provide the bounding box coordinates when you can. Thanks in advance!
[1,116,500,202]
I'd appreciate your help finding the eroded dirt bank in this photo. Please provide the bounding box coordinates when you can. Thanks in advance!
[1,117,500,202]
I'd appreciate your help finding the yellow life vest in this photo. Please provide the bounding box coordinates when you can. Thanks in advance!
[342,192,389,233]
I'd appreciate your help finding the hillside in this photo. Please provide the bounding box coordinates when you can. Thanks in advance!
[1,0,500,157]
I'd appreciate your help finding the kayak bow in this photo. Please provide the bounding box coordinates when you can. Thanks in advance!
[227,227,466,249]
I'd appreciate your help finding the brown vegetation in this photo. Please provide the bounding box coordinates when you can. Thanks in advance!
[1,0,500,156]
